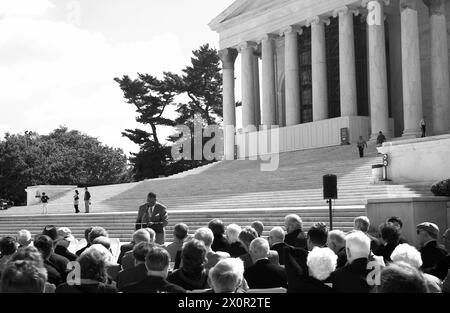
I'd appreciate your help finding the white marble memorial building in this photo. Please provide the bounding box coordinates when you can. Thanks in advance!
[209,0,450,159]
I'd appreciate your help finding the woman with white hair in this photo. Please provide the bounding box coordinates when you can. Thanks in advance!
[56,244,117,293]
[288,247,336,293]
[208,258,246,293]
[225,224,246,258]
[390,243,442,293]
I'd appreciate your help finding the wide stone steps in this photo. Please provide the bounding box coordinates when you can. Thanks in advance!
[0,206,366,242]
[0,143,433,245]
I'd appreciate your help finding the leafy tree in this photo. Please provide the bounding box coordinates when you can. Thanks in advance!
[0,127,131,205]
[115,44,223,180]
[114,74,176,179]
[166,43,223,126]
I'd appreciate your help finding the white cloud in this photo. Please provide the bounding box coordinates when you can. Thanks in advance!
[0,0,54,18]
[0,16,186,155]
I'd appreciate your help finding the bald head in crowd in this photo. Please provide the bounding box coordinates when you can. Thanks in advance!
[249,238,270,263]
[284,214,303,234]
[327,230,346,254]
[268,227,285,247]
[194,227,214,250]
[133,228,153,245]
[354,216,370,233]
[17,229,32,248]
[251,221,264,237]
[209,258,244,293]
[345,231,371,263]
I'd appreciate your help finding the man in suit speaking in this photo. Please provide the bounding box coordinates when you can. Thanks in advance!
[135,192,168,245]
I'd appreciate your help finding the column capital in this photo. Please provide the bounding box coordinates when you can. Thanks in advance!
[400,0,419,11]
[280,25,303,36]
[423,0,446,15]
[361,0,390,8]
[237,41,258,53]
[306,16,331,27]
[218,48,238,69]
[259,33,278,43]
[332,6,360,18]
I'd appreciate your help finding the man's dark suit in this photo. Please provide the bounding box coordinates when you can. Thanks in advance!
[116,263,148,291]
[212,235,230,253]
[135,202,168,245]
[336,247,347,269]
[239,253,253,270]
[270,242,289,265]
[117,242,134,265]
[226,242,247,258]
[375,242,399,263]
[283,246,309,292]
[328,258,372,293]
[284,229,307,249]
[430,254,450,280]
[122,275,186,293]
[75,244,90,257]
[121,250,136,271]
[288,276,333,293]
[420,241,447,272]
[55,245,77,262]
[244,259,287,289]
[45,253,70,286]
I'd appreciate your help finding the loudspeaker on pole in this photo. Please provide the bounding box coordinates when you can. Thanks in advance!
[323,174,338,200]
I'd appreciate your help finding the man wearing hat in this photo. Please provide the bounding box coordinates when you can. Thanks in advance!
[416,222,447,273]
[54,227,77,262]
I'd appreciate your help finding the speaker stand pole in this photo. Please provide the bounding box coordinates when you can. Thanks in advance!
[327,199,333,230]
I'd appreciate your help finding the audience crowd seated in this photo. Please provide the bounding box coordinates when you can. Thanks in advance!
[209,219,230,253]
[168,239,209,290]
[194,228,230,270]
[0,214,448,294]
[237,227,258,270]
[224,224,246,258]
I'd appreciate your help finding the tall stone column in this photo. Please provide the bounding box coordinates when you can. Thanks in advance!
[239,42,257,129]
[333,6,359,117]
[218,48,238,160]
[363,0,391,140]
[423,0,450,134]
[400,0,423,137]
[253,53,261,127]
[261,34,277,126]
[308,16,330,121]
[282,26,302,126]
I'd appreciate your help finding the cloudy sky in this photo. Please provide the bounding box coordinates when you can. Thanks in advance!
[0,0,236,155]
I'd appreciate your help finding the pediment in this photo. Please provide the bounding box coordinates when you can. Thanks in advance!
[209,0,292,30]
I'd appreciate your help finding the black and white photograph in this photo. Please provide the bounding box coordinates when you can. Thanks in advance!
[0,0,449,306]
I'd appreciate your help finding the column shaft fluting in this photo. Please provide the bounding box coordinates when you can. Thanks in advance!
[284,27,302,126]
[310,17,329,121]
[365,0,391,140]
[219,48,238,160]
[424,0,450,134]
[400,0,423,137]
[335,7,358,117]
[240,42,257,129]
[261,35,277,126]
[253,54,261,127]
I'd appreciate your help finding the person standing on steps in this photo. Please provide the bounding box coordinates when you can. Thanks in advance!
[73,190,80,214]
[84,187,91,213]
[420,118,426,138]
[357,136,368,158]
[135,192,168,245]
[40,192,49,215]
[376,131,386,147]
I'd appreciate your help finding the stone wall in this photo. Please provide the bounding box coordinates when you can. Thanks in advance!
[367,197,450,248]
[25,185,77,206]
[377,134,450,184]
